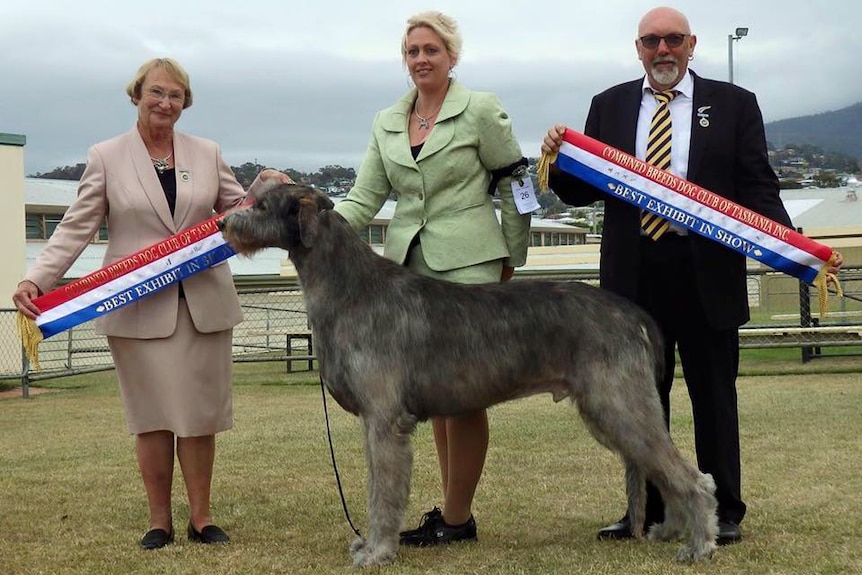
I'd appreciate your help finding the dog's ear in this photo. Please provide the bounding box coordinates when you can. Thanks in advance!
[297,195,323,248]
[316,192,335,211]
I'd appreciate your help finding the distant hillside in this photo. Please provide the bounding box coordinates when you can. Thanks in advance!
[766,102,862,160]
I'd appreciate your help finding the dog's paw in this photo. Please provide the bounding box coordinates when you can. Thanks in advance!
[351,545,397,568]
[675,542,716,563]
[648,521,685,542]
[348,536,367,557]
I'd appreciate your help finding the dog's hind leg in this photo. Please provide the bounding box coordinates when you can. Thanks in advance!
[573,364,716,562]
[668,471,718,562]
[350,413,416,568]
[624,459,647,539]
[641,446,718,562]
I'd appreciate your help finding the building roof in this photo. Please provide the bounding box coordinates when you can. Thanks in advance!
[24,177,79,210]
[780,187,862,236]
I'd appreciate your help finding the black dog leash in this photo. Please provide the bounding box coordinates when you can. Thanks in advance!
[320,375,363,538]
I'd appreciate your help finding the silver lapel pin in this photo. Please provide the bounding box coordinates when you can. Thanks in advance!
[697,106,711,128]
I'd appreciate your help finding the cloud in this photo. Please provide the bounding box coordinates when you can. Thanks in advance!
[1,0,860,175]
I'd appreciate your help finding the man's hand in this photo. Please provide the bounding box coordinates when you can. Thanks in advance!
[541,124,567,155]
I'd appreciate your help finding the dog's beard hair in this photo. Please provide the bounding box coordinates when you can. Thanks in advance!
[221,215,283,256]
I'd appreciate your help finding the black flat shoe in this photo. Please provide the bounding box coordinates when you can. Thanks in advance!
[187,522,230,544]
[140,527,174,550]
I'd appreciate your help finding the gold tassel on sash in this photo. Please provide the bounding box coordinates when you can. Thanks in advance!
[811,252,844,319]
[536,150,557,193]
[17,312,43,371]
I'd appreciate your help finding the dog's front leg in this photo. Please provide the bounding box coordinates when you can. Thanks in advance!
[350,414,414,568]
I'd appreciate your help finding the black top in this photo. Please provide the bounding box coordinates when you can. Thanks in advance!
[410,143,423,160]
[157,168,177,215]
[155,167,184,297]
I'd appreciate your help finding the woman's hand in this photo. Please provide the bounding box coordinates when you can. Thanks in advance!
[12,280,42,320]
[259,169,294,185]
[246,169,295,202]
[501,266,515,283]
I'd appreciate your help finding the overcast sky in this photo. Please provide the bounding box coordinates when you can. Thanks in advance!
[2,0,860,176]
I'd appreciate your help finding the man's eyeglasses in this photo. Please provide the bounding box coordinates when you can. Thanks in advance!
[639,34,688,49]
[146,87,185,105]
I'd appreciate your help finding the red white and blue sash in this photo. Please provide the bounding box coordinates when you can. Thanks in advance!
[540,129,838,286]
[17,208,250,371]
[31,215,236,339]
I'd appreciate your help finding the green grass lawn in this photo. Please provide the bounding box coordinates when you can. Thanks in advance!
[1,361,860,575]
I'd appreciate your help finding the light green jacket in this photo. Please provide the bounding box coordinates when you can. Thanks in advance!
[334,81,531,271]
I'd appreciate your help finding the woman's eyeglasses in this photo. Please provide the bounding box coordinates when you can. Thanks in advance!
[639,34,688,49]
[146,87,185,105]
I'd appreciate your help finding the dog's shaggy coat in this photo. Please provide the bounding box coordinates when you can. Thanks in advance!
[218,185,718,567]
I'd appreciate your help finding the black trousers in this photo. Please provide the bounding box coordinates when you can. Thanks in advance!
[636,234,746,525]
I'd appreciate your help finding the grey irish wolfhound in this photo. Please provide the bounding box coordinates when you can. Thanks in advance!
[218,184,718,567]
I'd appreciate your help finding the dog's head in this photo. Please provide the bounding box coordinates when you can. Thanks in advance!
[218,184,334,255]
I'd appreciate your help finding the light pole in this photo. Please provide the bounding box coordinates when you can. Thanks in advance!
[727,27,749,84]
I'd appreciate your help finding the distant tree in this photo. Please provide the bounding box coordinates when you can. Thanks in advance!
[813,172,842,188]
[31,163,86,180]
[230,164,314,190]
[770,143,860,173]
[316,165,356,187]
[778,179,803,190]
[231,162,268,190]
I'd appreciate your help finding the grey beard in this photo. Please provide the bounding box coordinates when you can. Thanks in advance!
[651,62,679,86]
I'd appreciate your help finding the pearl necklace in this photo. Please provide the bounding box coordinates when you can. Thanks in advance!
[150,151,173,174]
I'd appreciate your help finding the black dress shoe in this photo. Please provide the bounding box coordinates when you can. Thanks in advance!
[140,527,174,550]
[597,516,635,540]
[597,515,661,540]
[187,522,230,544]
[717,521,742,546]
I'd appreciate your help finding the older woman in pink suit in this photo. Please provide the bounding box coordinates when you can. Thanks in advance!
[12,58,291,550]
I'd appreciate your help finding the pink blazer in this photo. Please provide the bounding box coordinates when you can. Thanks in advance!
[26,127,253,338]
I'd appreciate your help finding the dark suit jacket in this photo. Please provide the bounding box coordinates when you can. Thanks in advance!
[550,71,792,330]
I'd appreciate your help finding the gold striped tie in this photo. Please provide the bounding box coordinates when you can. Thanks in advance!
[641,90,677,240]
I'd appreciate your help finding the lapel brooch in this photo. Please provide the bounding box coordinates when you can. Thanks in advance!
[697,106,711,128]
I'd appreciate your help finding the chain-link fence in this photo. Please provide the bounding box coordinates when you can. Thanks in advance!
[0,287,312,390]
[2,268,860,393]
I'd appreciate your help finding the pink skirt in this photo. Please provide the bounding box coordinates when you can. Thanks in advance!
[108,299,233,436]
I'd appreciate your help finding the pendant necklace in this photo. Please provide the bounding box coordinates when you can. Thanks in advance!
[151,151,173,174]
[414,100,442,130]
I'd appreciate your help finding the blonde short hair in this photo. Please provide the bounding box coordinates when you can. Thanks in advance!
[401,11,462,67]
[125,58,193,109]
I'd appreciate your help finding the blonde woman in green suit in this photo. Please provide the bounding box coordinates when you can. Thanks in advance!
[334,11,531,547]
